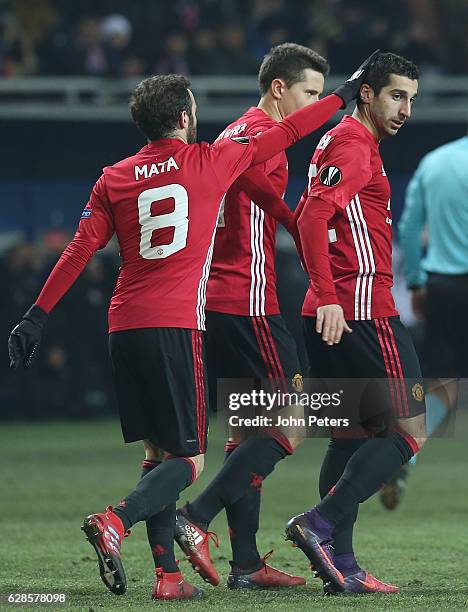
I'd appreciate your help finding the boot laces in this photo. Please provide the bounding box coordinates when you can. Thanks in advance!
[204,531,219,548]
[261,549,274,573]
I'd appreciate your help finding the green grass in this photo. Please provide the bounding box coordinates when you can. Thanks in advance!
[1,416,467,611]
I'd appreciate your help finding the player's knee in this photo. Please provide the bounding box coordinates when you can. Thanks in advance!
[190,453,205,479]
[276,404,307,450]
[396,416,427,447]
[227,433,247,444]
[143,440,167,461]
[413,436,427,450]
[228,427,253,443]
[288,436,304,451]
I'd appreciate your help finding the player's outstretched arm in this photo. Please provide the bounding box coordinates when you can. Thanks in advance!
[251,50,380,165]
[236,168,294,231]
[8,175,114,370]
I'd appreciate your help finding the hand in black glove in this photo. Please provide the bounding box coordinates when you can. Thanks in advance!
[333,49,381,108]
[8,304,48,370]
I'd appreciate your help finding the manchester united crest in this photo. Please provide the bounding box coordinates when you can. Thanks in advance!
[292,373,304,392]
[411,383,424,402]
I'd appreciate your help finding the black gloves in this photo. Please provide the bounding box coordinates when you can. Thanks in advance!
[333,49,381,108]
[8,304,49,370]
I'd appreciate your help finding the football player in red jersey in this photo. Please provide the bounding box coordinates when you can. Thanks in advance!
[174,43,329,589]
[286,53,427,594]
[8,56,376,600]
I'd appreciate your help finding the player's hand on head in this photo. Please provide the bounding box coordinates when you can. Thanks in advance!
[333,49,380,109]
[8,304,48,369]
[316,304,352,346]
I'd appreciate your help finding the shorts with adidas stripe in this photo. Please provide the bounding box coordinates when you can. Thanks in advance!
[303,315,426,421]
[109,328,208,457]
[205,311,302,411]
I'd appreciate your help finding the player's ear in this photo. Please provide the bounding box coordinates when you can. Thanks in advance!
[359,83,374,104]
[178,110,189,130]
[270,78,285,100]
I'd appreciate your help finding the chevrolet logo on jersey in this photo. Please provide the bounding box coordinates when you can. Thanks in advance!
[319,166,342,186]
[231,136,250,145]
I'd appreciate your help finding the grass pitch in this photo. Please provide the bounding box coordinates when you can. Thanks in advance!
[1,416,467,611]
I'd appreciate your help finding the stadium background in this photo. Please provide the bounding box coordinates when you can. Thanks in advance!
[1,1,467,609]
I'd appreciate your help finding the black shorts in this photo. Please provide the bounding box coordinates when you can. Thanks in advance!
[205,311,301,410]
[423,273,468,378]
[303,315,426,420]
[109,328,208,457]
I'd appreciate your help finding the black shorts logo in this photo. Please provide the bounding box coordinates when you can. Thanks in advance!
[319,166,342,186]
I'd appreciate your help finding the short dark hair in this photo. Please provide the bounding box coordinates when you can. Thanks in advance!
[360,52,419,101]
[129,74,192,141]
[258,43,329,96]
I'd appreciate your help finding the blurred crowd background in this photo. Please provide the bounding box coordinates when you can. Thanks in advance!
[1,0,467,78]
[0,235,117,419]
[1,0,466,420]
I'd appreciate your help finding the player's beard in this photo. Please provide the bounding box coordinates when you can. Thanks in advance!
[187,113,197,144]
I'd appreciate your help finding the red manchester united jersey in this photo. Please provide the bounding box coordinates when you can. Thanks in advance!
[89,138,263,331]
[299,115,398,320]
[206,107,287,316]
[42,138,262,332]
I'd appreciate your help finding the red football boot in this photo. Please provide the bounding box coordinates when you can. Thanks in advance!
[81,506,129,595]
[227,550,306,589]
[174,508,220,586]
[152,568,204,600]
[324,570,400,595]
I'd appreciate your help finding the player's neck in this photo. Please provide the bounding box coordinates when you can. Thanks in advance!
[352,107,381,142]
[172,132,189,144]
[257,96,283,122]
[156,129,189,145]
